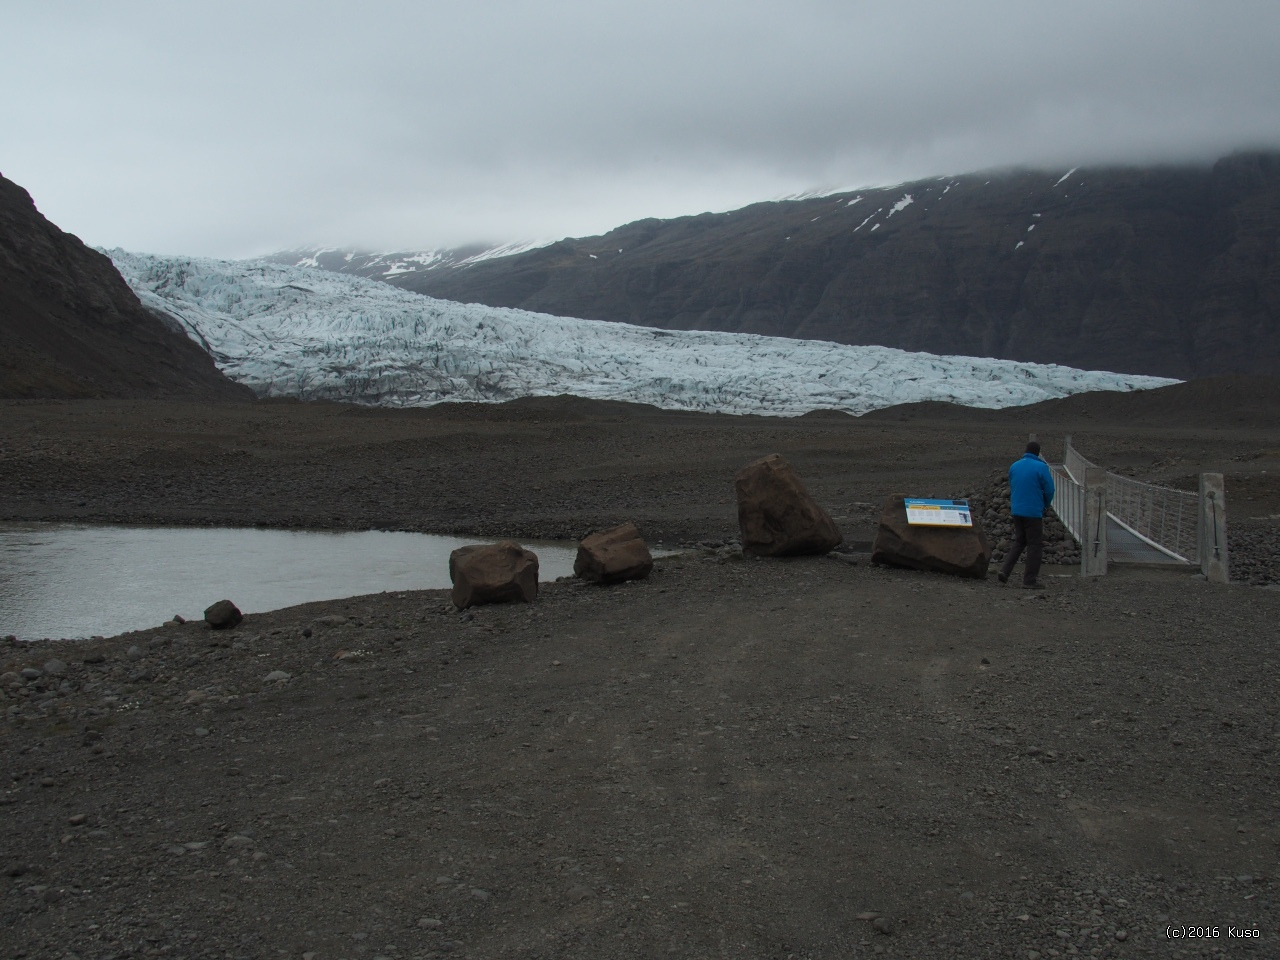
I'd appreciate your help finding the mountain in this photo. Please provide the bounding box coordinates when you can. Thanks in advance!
[285,152,1280,381]
[265,241,554,283]
[0,174,252,400]
[110,250,1174,416]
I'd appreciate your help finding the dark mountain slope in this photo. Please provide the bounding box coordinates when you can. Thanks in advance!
[0,174,252,400]
[379,152,1280,380]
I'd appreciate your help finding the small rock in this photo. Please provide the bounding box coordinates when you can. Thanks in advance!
[204,599,243,630]
[193,727,210,738]
[20,667,43,681]
[68,814,87,826]
[470,887,491,901]
[417,917,443,929]
[43,659,67,677]
[263,670,291,683]
[171,614,186,624]
[82,652,105,665]
[125,645,144,661]
[872,916,893,935]
[1114,930,1128,942]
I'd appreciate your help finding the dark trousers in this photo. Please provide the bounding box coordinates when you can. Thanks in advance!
[1000,515,1044,584]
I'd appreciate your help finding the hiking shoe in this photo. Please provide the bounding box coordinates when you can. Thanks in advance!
[996,572,1008,584]
[1022,580,1045,590]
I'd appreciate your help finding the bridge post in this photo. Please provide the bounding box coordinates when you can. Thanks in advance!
[1198,473,1229,583]
[1081,466,1108,577]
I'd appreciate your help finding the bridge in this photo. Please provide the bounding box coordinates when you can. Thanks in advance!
[1046,436,1230,582]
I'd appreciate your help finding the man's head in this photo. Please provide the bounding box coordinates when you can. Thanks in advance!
[1026,441,1041,456]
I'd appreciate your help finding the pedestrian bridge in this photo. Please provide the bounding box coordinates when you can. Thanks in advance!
[1046,437,1229,581]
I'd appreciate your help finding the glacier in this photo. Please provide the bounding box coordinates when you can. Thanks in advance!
[108,250,1178,417]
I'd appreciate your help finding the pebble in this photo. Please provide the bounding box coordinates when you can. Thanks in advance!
[68,814,88,826]
[125,645,144,661]
[20,667,43,681]
[417,917,443,929]
[263,670,291,683]
[43,659,67,676]
[194,727,210,737]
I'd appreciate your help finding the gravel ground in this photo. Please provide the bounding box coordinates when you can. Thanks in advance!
[2,388,1279,959]
[3,554,1278,960]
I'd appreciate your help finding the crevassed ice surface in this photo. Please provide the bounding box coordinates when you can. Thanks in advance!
[109,250,1178,416]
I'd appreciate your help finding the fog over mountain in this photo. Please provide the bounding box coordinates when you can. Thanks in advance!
[4,3,1279,258]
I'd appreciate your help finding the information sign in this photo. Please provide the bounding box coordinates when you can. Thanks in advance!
[904,498,973,527]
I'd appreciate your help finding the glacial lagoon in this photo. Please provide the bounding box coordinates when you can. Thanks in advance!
[0,522,580,641]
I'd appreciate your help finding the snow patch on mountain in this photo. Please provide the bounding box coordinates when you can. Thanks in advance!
[109,251,1177,417]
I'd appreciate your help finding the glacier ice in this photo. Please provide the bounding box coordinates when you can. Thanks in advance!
[108,250,1178,417]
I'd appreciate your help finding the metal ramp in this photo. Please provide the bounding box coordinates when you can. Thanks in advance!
[1105,517,1185,565]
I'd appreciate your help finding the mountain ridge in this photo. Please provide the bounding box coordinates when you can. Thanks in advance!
[274,152,1280,380]
[0,174,252,400]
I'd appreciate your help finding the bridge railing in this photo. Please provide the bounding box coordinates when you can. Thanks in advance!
[1048,463,1085,542]
[1046,437,1228,582]
[1104,472,1198,563]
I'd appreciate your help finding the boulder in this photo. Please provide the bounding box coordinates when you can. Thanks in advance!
[575,523,654,584]
[204,599,243,629]
[449,540,539,610]
[871,495,992,579]
[735,454,842,557]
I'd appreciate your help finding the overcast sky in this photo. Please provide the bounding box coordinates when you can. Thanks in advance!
[3,0,1279,259]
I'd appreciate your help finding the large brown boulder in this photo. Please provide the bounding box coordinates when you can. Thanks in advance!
[449,540,539,609]
[871,495,992,578]
[575,523,654,584]
[735,454,842,557]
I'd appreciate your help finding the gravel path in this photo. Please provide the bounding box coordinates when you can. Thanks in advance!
[4,554,1279,959]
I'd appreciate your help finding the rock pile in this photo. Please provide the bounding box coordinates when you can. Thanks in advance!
[1222,521,1280,587]
[962,471,1080,567]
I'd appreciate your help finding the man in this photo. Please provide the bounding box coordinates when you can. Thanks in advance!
[998,440,1055,589]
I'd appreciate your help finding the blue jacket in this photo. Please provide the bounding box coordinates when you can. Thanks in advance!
[1009,453,1055,518]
